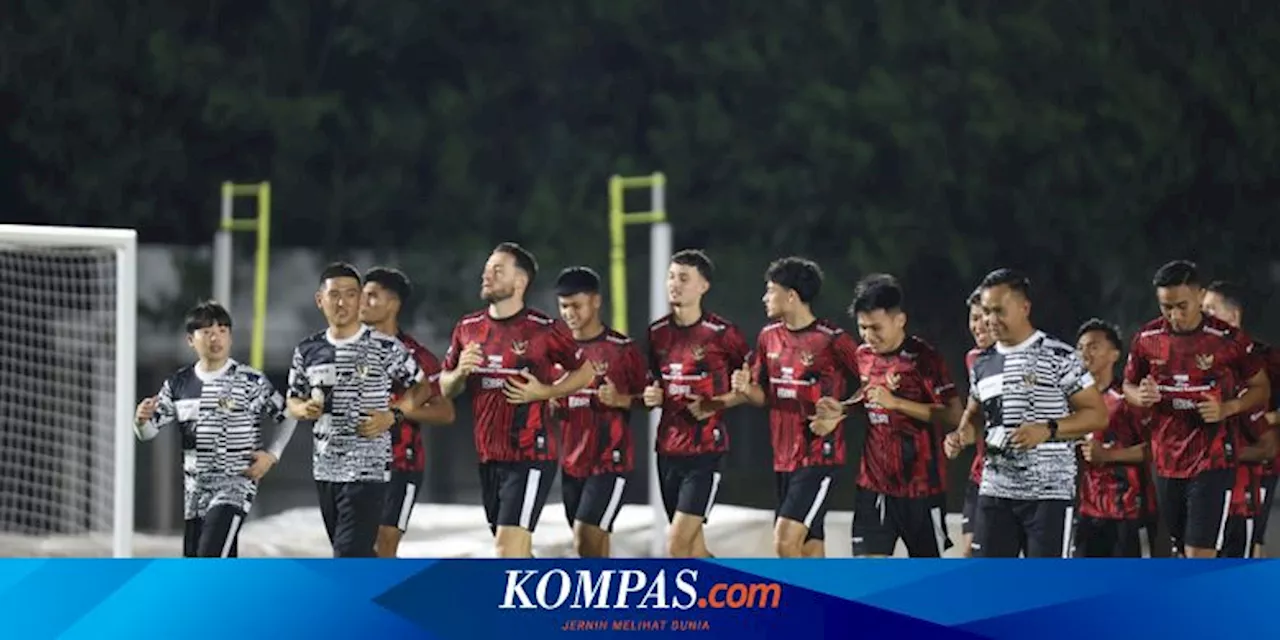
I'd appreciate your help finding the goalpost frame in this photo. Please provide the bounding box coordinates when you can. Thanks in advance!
[214,181,272,370]
[0,224,137,558]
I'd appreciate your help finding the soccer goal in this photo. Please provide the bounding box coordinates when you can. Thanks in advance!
[0,224,136,558]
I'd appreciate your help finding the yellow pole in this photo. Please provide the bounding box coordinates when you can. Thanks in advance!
[609,176,628,334]
[251,182,271,370]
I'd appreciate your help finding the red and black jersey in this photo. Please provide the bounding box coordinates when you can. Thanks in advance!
[443,307,584,463]
[1124,315,1261,478]
[749,319,860,472]
[1078,386,1150,520]
[555,328,647,479]
[964,347,985,485]
[854,336,959,498]
[389,331,443,473]
[648,312,749,457]
[1230,404,1270,517]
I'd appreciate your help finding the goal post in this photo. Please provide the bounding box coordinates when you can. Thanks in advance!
[0,224,136,558]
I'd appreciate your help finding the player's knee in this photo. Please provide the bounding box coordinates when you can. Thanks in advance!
[666,529,694,558]
[573,524,608,558]
[772,521,805,558]
[494,526,533,558]
[375,526,401,558]
[801,539,825,558]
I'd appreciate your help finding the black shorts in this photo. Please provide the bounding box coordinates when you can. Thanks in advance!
[1220,515,1261,558]
[1154,468,1232,552]
[479,460,557,534]
[380,470,422,532]
[315,480,388,558]
[657,454,722,522]
[1073,516,1149,558]
[562,472,628,533]
[973,495,1073,558]
[961,480,980,535]
[774,467,836,541]
[851,487,950,557]
[183,504,246,558]
[1255,474,1278,548]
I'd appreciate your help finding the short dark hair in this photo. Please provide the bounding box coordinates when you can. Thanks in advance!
[765,257,823,303]
[1152,260,1199,288]
[965,286,982,308]
[671,249,714,283]
[849,274,904,315]
[364,266,412,302]
[319,261,361,285]
[185,300,233,334]
[1076,318,1123,352]
[494,242,539,285]
[978,268,1031,300]
[554,266,601,297]
[1205,280,1244,311]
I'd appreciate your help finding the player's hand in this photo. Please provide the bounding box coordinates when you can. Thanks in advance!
[642,381,664,408]
[685,395,719,421]
[1009,423,1051,449]
[813,396,845,421]
[864,386,899,411]
[1134,376,1162,407]
[504,370,551,404]
[135,397,157,424]
[1080,437,1109,464]
[730,362,753,395]
[357,410,396,437]
[456,342,484,376]
[808,415,841,437]
[242,450,278,481]
[944,430,966,459]
[597,377,625,409]
[1197,393,1225,423]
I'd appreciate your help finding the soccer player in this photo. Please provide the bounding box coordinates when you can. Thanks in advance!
[551,267,647,557]
[1202,280,1280,558]
[964,268,1107,557]
[439,243,593,559]
[841,275,963,557]
[1073,319,1154,557]
[730,257,858,558]
[287,263,431,558]
[134,301,297,557]
[944,288,995,557]
[1123,260,1270,558]
[643,249,749,558]
[359,267,456,558]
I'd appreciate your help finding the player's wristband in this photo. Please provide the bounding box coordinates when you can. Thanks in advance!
[391,407,406,424]
[1046,419,1059,440]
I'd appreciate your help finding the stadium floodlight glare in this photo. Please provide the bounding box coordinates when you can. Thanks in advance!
[213,181,272,370]
[607,172,671,558]
[0,224,137,557]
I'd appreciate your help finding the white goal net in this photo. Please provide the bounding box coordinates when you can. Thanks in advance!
[0,225,136,557]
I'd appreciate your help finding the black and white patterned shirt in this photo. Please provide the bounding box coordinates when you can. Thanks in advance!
[969,330,1093,501]
[288,326,423,483]
[136,359,295,519]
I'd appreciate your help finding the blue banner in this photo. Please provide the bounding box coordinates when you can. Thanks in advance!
[5,559,1271,639]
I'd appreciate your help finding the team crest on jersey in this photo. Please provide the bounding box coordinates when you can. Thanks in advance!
[591,360,609,378]
[1195,354,1214,370]
[217,397,234,412]
[799,351,814,367]
[356,364,369,378]
[884,371,901,391]
[691,345,705,361]
[511,340,528,356]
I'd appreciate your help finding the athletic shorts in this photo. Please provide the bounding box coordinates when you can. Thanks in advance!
[1255,474,1278,548]
[1073,516,1151,558]
[851,486,950,557]
[657,454,722,522]
[973,495,1073,558]
[479,460,557,534]
[562,472,628,533]
[380,471,422,532]
[1154,468,1233,552]
[183,505,246,558]
[316,480,388,558]
[774,466,836,541]
[961,480,980,535]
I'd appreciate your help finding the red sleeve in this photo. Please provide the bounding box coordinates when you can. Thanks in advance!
[646,327,662,383]
[1122,334,1148,384]
[832,332,862,380]
[548,321,585,370]
[749,340,768,394]
[442,322,463,371]
[622,343,648,395]
[923,347,959,404]
[1233,332,1264,382]
[415,347,443,397]
[721,324,750,370]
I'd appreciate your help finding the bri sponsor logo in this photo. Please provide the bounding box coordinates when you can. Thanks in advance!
[498,569,783,610]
